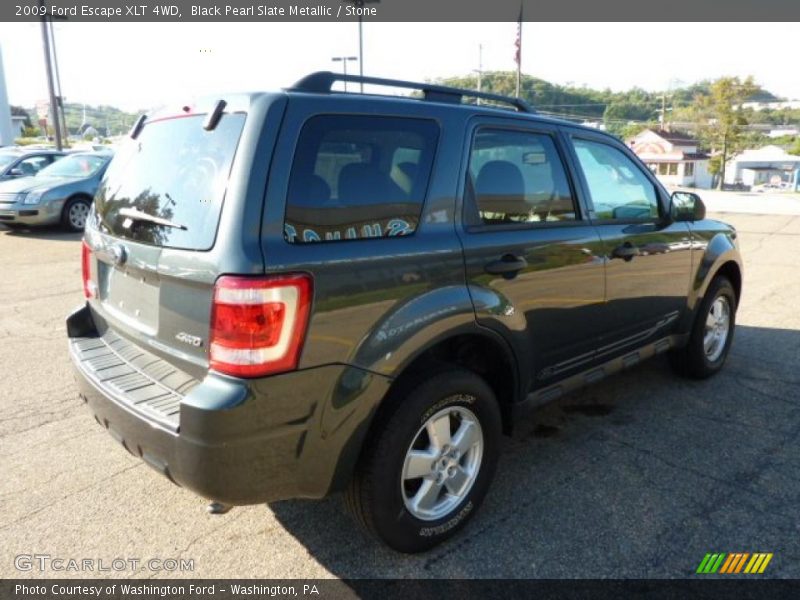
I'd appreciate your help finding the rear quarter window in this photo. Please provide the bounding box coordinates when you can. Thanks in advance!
[284,115,439,243]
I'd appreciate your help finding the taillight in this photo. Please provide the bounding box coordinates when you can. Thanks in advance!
[209,274,313,378]
[81,241,97,299]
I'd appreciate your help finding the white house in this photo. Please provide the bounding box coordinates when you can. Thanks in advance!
[628,129,714,189]
[725,146,800,190]
[767,127,799,138]
[740,100,800,111]
[11,114,26,135]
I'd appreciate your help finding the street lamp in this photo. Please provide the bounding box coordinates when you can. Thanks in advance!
[342,0,380,93]
[331,56,358,91]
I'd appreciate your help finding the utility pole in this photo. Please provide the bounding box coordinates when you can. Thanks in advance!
[358,18,363,92]
[515,13,522,98]
[472,44,483,104]
[40,12,62,150]
[660,93,666,128]
[48,20,69,143]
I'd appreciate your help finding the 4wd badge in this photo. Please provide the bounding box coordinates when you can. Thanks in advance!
[175,332,203,347]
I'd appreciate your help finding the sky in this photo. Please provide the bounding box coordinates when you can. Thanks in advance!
[1,22,799,113]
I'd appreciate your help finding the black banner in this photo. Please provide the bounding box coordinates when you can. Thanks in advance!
[4,0,800,22]
[4,579,800,600]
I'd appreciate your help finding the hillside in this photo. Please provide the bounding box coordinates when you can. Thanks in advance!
[18,102,142,137]
[434,72,796,138]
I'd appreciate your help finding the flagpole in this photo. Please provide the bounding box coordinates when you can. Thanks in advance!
[515,6,523,98]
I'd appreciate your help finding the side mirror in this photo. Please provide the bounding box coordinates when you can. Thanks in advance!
[8,168,24,177]
[670,191,706,222]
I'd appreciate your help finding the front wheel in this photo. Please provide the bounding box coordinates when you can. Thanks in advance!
[670,276,737,378]
[345,369,502,553]
[61,197,91,232]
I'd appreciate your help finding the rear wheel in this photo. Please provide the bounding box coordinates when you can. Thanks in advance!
[670,276,737,378]
[345,369,502,553]
[61,197,91,232]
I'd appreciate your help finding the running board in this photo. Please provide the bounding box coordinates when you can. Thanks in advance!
[515,334,687,417]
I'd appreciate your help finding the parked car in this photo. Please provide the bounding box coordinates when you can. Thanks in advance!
[0,148,67,181]
[0,152,112,231]
[67,73,742,553]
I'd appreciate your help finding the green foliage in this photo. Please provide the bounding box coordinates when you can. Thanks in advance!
[680,77,760,186]
[13,137,47,146]
[10,105,32,128]
[434,72,660,123]
[23,102,141,137]
[432,72,795,146]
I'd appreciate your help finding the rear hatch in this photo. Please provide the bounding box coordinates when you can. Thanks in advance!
[83,108,247,388]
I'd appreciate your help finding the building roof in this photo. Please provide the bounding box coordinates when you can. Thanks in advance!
[651,129,699,145]
[733,145,800,163]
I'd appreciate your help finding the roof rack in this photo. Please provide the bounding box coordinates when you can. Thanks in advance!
[289,71,535,113]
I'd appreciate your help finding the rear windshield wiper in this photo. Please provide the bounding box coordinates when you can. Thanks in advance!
[119,207,187,230]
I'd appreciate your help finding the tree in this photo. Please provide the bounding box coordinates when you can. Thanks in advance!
[10,106,32,128]
[686,77,759,189]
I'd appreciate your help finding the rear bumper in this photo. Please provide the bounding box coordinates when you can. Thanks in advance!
[67,304,392,505]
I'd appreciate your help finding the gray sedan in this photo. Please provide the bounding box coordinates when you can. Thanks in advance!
[0,152,112,231]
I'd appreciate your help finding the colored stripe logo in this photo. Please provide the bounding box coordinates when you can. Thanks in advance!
[696,552,773,574]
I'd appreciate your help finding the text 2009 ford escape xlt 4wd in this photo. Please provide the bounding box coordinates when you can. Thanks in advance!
[67,72,742,553]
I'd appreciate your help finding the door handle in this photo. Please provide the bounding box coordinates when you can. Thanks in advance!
[611,243,639,261]
[484,254,528,279]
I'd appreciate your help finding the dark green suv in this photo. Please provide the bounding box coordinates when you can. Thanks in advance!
[67,72,742,553]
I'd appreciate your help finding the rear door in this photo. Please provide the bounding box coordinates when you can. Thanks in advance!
[259,96,464,373]
[564,131,693,355]
[458,117,607,388]
[85,105,255,381]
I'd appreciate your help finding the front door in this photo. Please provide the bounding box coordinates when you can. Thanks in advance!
[566,132,693,357]
[458,119,607,390]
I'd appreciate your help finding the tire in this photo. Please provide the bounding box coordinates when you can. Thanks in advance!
[345,368,502,553]
[670,276,737,379]
[61,197,91,232]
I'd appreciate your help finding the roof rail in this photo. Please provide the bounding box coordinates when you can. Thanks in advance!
[288,71,535,113]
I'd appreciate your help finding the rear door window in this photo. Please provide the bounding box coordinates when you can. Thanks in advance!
[93,113,245,250]
[284,115,439,243]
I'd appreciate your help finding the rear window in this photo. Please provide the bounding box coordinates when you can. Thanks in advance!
[284,115,439,243]
[39,154,107,178]
[93,113,245,250]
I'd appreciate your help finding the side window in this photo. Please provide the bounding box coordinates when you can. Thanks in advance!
[572,138,660,221]
[467,129,576,226]
[17,156,51,176]
[284,115,439,243]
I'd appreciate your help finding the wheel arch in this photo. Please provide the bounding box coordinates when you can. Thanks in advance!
[712,260,742,307]
[374,327,520,438]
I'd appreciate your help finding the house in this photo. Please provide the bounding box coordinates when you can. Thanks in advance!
[11,114,26,135]
[767,127,799,138]
[740,100,800,111]
[628,129,714,189]
[725,145,800,190]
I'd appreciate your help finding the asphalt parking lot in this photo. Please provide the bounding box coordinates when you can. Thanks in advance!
[1,206,799,579]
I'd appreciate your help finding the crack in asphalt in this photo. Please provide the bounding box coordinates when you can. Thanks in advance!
[0,462,143,533]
